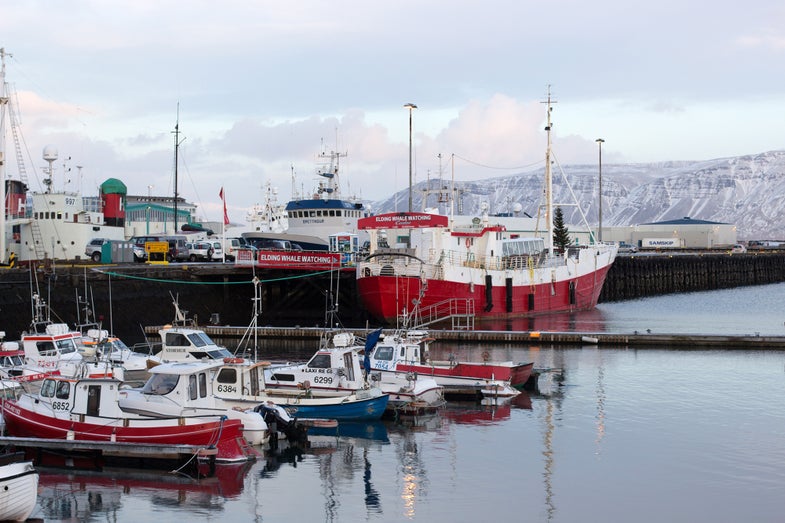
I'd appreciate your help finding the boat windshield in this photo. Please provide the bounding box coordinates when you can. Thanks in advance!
[141,374,179,395]
[307,353,332,369]
[187,332,215,348]
[56,338,78,354]
[374,346,394,361]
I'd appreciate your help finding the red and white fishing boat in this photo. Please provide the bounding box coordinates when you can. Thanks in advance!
[356,95,617,325]
[0,375,259,462]
[366,329,533,399]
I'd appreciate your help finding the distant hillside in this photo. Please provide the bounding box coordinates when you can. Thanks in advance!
[372,150,785,240]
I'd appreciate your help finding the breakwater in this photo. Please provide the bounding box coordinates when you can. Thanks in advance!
[599,251,785,301]
[1,251,783,343]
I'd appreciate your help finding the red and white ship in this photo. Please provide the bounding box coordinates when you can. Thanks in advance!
[356,95,617,325]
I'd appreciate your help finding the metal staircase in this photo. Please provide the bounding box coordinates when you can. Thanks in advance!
[404,298,475,330]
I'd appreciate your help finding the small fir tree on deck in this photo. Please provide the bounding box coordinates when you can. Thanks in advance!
[553,206,572,253]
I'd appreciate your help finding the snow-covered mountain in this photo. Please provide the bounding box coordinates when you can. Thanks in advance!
[371,150,785,240]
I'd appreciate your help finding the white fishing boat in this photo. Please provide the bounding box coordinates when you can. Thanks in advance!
[264,331,444,414]
[0,452,38,522]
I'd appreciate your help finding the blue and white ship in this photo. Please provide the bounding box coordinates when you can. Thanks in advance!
[243,149,370,251]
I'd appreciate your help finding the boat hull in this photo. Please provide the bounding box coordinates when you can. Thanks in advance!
[0,399,254,462]
[357,263,612,323]
[275,393,389,421]
[0,460,38,521]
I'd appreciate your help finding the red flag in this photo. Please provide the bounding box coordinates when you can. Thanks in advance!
[219,187,229,226]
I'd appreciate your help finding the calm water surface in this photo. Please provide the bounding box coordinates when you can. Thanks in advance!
[29,284,785,522]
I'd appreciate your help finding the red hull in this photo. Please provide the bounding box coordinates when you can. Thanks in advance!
[394,361,533,389]
[357,264,612,324]
[0,400,254,462]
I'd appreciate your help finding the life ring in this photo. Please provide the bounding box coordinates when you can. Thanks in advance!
[223,357,244,364]
[481,350,490,362]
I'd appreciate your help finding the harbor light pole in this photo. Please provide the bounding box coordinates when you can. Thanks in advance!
[404,103,417,212]
[595,138,605,243]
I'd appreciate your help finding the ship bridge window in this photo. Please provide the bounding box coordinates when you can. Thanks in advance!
[307,354,332,369]
[374,346,394,361]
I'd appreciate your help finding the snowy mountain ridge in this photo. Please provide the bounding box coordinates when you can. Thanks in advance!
[372,150,785,240]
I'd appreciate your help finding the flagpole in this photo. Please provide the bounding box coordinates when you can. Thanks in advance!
[220,187,227,263]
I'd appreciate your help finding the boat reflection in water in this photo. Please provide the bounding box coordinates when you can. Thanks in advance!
[36,462,254,520]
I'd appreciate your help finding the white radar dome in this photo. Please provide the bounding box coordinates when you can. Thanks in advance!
[42,145,58,161]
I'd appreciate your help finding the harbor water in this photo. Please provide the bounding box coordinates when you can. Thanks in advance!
[28,283,785,522]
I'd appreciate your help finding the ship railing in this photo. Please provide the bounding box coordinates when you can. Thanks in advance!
[407,298,475,330]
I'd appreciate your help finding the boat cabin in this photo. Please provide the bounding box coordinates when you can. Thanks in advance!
[36,376,126,419]
[156,327,234,362]
[369,332,430,370]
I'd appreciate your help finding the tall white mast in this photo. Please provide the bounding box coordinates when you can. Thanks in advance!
[0,48,8,264]
[543,87,556,254]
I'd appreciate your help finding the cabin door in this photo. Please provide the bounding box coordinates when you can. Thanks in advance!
[86,385,101,416]
[343,353,355,382]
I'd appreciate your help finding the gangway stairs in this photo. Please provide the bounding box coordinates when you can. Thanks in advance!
[403,298,475,331]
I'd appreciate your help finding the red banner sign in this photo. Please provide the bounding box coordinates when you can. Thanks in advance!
[358,212,449,230]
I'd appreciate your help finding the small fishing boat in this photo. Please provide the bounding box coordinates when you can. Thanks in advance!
[264,331,444,414]
[0,452,38,522]
[366,329,533,399]
[1,375,259,462]
[121,358,389,423]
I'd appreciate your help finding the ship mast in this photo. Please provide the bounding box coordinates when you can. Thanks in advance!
[0,48,7,264]
[172,105,182,234]
[543,88,556,254]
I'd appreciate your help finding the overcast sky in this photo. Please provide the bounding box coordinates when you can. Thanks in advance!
[2,1,784,223]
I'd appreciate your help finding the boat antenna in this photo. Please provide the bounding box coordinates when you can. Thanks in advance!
[172,103,185,234]
[541,86,557,254]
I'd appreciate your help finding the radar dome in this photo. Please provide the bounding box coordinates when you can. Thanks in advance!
[512,203,523,214]
[42,145,58,161]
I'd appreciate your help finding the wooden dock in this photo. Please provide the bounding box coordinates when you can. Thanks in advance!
[0,436,224,476]
[146,324,785,349]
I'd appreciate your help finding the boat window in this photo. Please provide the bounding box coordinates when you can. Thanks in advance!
[0,386,18,400]
[374,346,394,361]
[217,368,237,384]
[166,333,189,346]
[205,348,234,359]
[343,352,355,382]
[199,373,207,398]
[189,375,198,400]
[40,379,56,398]
[307,354,332,369]
[142,374,179,395]
[37,341,56,355]
[187,333,208,348]
[56,339,77,354]
[56,380,70,400]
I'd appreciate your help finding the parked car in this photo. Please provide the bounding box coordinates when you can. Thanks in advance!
[85,238,111,263]
[731,244,747,253]
[185,241,214,261]
[617,242,638,253]
[131,235,189,262]
[210,241,224,261]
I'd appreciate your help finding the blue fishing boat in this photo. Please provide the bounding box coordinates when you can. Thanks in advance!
[275,387,389,422]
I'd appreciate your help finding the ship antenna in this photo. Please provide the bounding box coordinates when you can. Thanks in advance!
[541,85,557,254]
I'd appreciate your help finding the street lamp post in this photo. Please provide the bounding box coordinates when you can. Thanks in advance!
[404,103,417,212]
[595,138,605,243]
